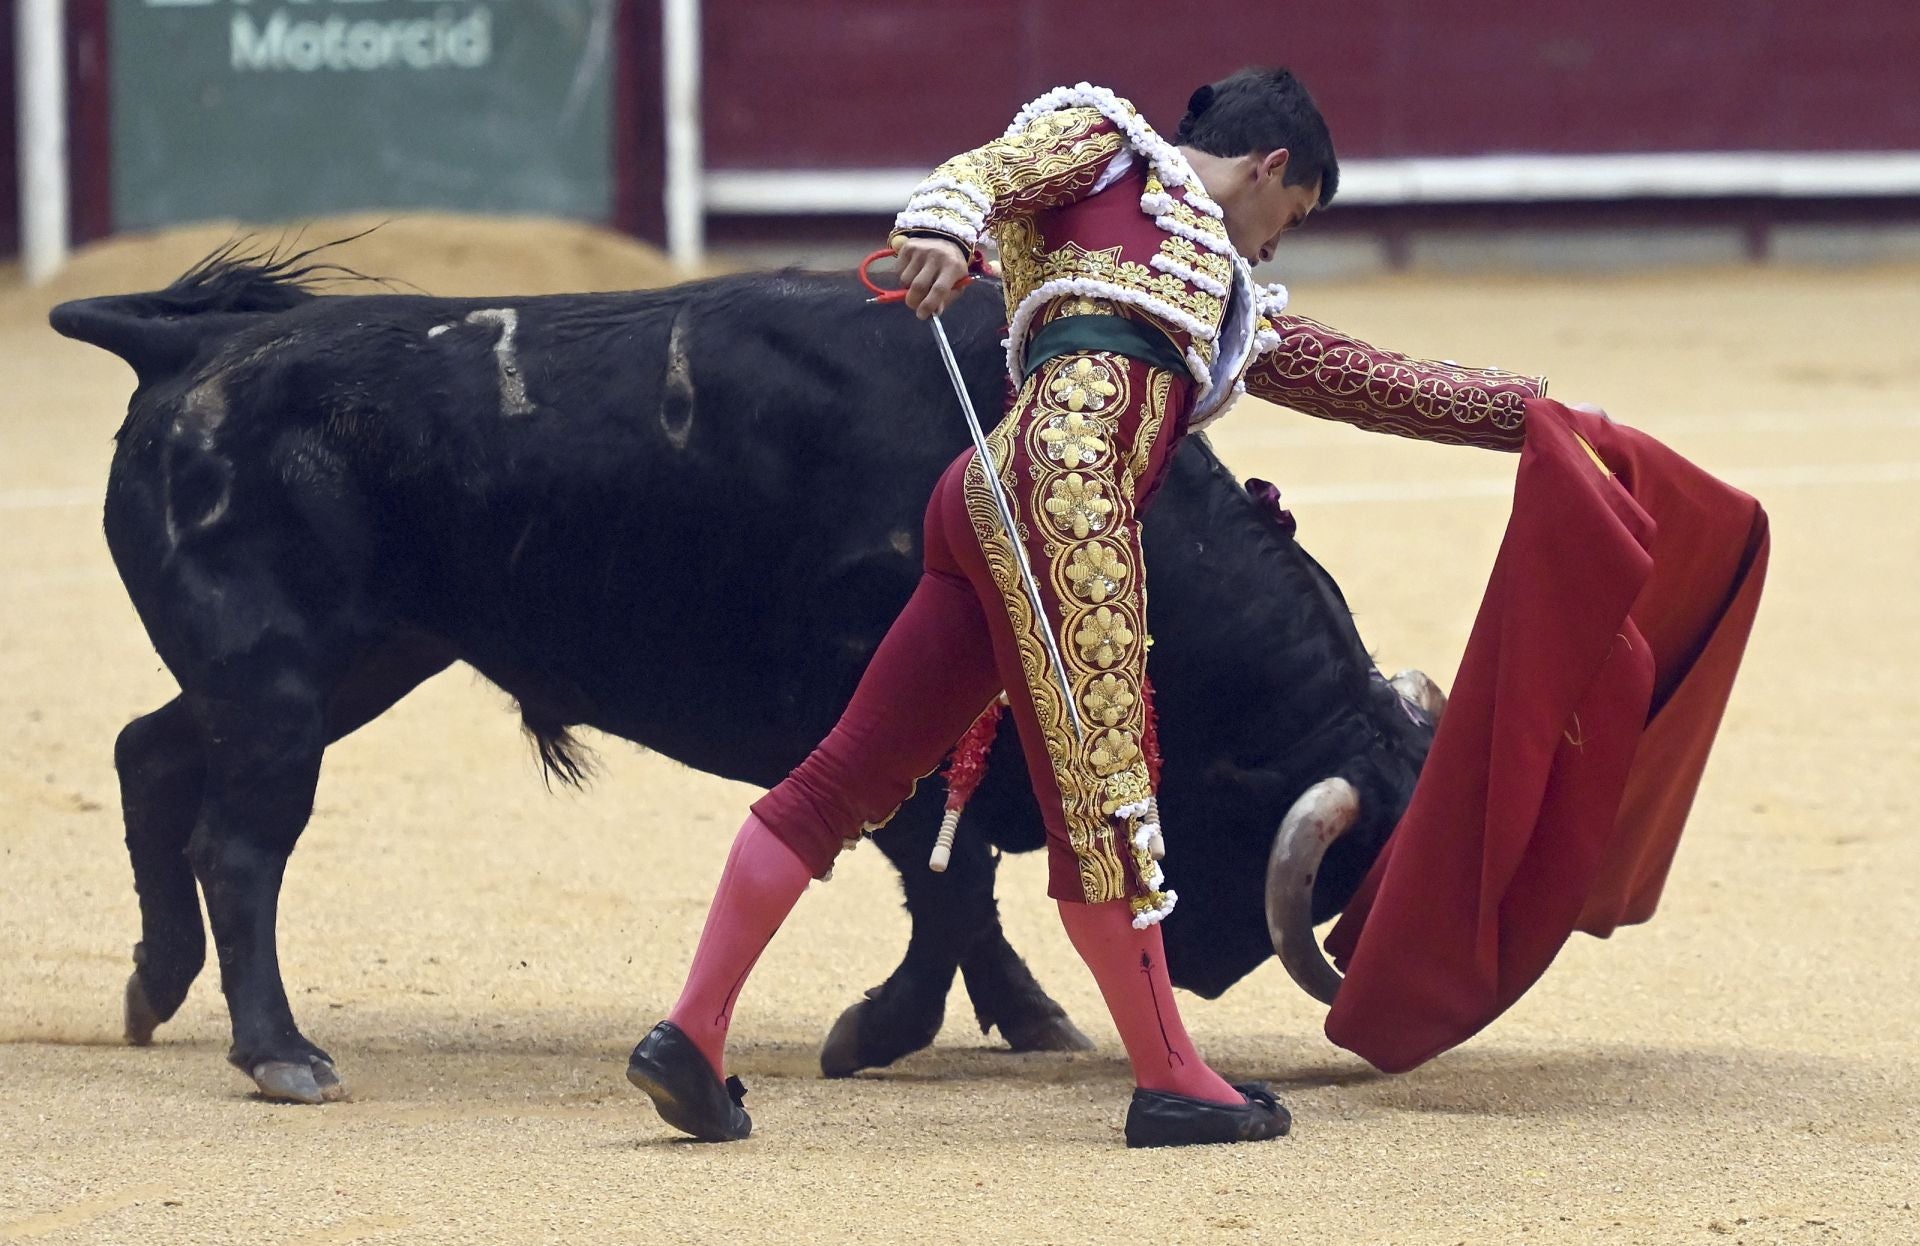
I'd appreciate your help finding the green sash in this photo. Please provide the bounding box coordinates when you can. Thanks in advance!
[1022,314,1187,381]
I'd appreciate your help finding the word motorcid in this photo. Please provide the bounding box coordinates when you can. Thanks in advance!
[229,3,492,73]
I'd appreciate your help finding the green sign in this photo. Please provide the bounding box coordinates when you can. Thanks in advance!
[112,0,616,230]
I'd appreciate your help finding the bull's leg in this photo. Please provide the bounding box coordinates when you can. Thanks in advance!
[117,638,450,1068]
[187,676,338,1103]
[959,920,1093,1055]
[116,697,209,1045]
[821,803,1092,1075]
[820,801,980,1077]
[182,635,452,1103]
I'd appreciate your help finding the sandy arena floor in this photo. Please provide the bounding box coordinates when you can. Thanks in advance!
[1,221,1915,1245]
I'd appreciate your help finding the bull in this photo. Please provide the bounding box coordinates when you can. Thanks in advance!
[50,246,1440,1103]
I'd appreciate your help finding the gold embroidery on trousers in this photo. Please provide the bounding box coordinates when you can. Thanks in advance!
[964,414,1124,897]
[1127,370,1173,487]
[965,352,1177,910]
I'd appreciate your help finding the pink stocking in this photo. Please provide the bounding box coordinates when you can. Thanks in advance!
[1057,899,1240,1104]
[666,813,815,1078]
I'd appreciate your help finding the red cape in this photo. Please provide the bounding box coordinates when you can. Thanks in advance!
[1322,399,1769,1073]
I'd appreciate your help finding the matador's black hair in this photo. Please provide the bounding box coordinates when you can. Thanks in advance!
[1174,67,1340,207]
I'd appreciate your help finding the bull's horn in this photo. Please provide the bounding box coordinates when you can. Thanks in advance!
[1389,669,1448,724]
[1265,777,1360,1005]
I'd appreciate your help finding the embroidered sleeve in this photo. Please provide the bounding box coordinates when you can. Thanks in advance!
[1243,314,1548,452]
[891,107,1128,252]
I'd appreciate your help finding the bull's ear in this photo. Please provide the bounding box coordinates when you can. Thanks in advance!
[1388,669,1447,725]
[48,296,208,388]
[1244,478,1297,537]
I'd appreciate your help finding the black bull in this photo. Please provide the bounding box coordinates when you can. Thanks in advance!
[51,251,1437,1103]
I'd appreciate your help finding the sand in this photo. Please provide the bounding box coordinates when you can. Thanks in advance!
[1,220,1915,1245]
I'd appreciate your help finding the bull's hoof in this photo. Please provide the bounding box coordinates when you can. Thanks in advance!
[249,1058,349,1104]
[998,1010,1095,1053]
[124,973,163,1047]
[819,985,945,1079]
[819,998,875,1079]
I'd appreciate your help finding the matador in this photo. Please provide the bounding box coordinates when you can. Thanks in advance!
[629,68,1559,1147]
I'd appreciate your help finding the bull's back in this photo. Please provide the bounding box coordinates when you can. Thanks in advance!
[424,275,1009,774]
[109,272,1008,780]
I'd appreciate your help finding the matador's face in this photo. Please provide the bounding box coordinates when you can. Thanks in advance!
[1218,150,1320,266]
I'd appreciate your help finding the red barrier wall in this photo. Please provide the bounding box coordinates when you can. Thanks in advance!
[702,1,1920,168]
[0,0,111,260]
[69,0,110,246]
[616,0,669,243]
[11,3,1915,259]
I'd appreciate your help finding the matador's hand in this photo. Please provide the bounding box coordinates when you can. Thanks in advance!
[895,236,971,320]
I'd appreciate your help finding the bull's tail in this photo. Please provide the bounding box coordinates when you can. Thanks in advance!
[48,233,382,386]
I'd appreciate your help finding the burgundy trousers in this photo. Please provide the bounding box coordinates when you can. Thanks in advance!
[753,351,1192,910]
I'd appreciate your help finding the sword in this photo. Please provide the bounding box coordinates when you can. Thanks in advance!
[860,248,1089,749]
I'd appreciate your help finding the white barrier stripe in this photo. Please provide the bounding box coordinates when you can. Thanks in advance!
[1284,478,1515,505]
[1659,411,1920,434]
[0,486,96,511]
[4,460,1915,515]
[9,567,120,588]
[1287,460,1920,506]
[703,152,1920,214]
[1231,409,1920,448]
[1730,461,1920,488]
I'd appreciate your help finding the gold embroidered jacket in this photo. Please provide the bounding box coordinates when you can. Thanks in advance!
[893,84,1547,451]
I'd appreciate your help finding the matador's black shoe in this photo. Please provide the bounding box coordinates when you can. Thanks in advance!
[1124,1081,1292,1148]
[626,1021,752,1142]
